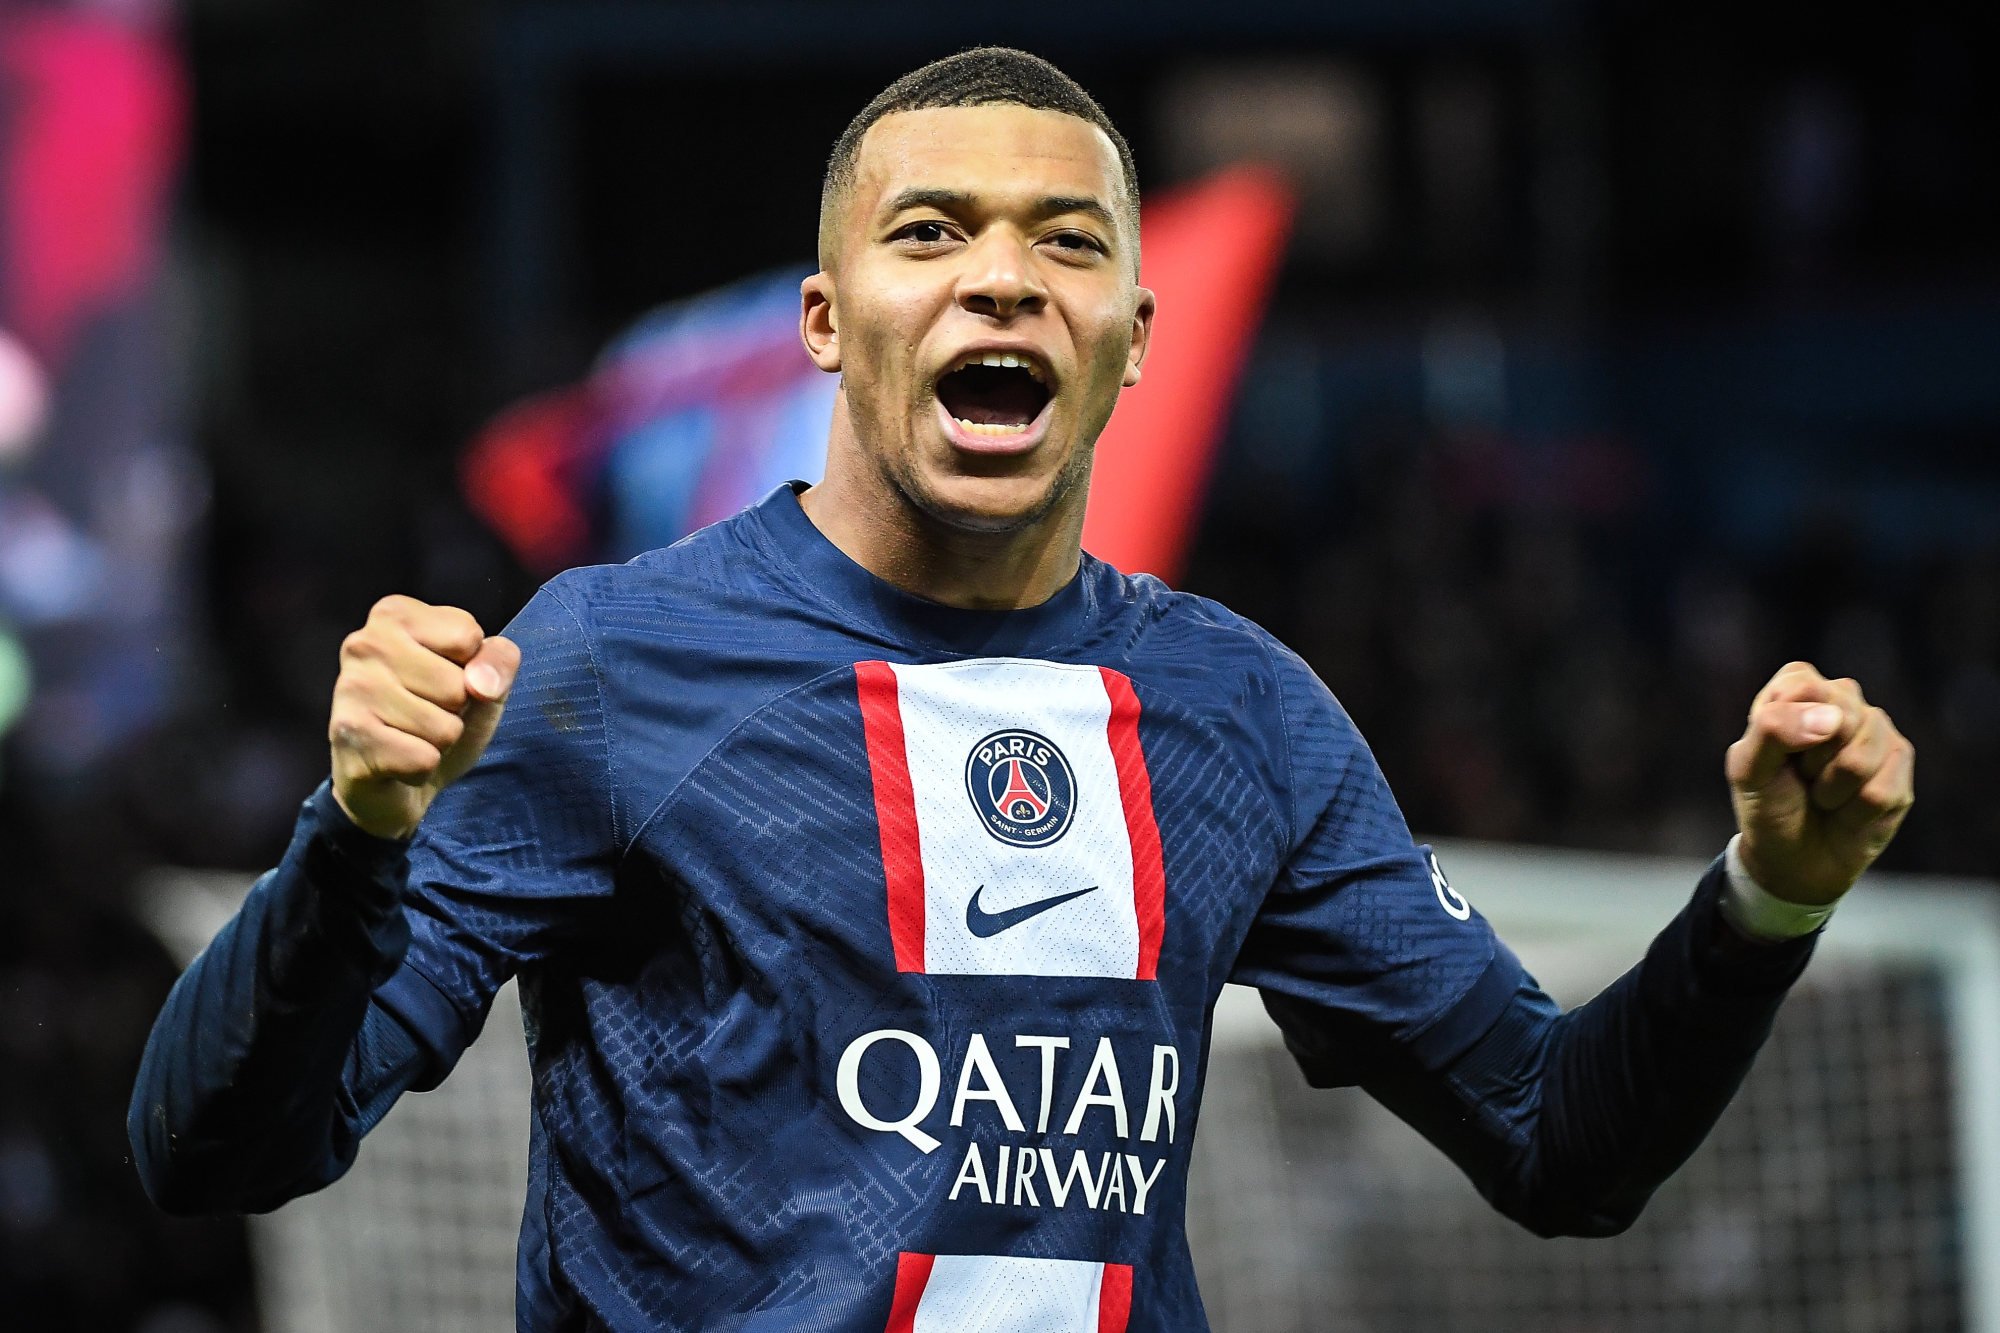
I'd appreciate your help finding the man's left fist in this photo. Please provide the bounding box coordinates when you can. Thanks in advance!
[1726,661,1915,907]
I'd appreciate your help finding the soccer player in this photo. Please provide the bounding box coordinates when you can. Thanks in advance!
[130,48,1915,1333]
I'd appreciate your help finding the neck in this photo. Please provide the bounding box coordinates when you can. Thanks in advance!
[800,421,1085,613]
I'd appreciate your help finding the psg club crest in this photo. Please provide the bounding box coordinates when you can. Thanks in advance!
[965,729,1076,847]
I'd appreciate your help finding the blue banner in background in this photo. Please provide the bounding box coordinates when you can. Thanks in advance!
[464,268,833,574]
[594,270,834,556]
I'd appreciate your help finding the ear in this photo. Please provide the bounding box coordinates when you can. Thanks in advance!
[1122,286,1157,388]
[800,271,841,372]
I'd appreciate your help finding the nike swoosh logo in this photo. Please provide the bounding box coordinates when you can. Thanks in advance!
[965,884,1100,938]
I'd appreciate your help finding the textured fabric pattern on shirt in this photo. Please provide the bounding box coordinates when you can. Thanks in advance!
[369,491,1495,1330]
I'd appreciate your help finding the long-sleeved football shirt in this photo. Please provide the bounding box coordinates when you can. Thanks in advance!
[131,482,1817,1332]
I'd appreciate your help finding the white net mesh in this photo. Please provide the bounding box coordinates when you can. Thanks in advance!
[141,846,2000,1333]
[1189,966,1966,1333]
[246,983,532,1333]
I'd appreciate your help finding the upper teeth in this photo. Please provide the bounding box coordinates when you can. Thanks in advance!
[957,351,1046,383]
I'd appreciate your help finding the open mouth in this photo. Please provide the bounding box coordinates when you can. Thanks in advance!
[935,353,1053,438]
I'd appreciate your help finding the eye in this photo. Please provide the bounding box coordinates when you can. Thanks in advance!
[1045,231,1107,257]
[895,220,954,246]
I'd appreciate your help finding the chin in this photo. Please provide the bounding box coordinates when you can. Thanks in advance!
[902,465,1074,536]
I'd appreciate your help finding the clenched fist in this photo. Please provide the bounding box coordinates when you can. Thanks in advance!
[329,595,521,841]
[1727,661,1915,907]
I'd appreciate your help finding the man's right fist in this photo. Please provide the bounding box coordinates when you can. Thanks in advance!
[329,595,521,841]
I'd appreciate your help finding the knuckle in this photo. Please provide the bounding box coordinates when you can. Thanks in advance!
[371,741,438,780]
[370,594,418,623]
[340,629,378,663]
[331,714,384,754]
[1864,768,1913,808]
[421,606,483,655]
[339,666,387,704]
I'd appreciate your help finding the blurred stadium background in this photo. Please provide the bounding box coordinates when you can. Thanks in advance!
[0,0,1996,1329]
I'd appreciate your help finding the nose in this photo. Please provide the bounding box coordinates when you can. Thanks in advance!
[956,229,1047,319]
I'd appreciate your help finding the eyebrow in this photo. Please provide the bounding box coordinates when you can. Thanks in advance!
[1037,194,1118,230]
[880,187,1118,232]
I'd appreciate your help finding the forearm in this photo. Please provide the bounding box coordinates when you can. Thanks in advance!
[1372,858,1816,1237]
[128,782,425,1214]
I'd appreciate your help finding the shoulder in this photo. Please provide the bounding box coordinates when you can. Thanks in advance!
[1087,560,1362,842]
[1090,559,1345,728]
[507,507,858,836]
[515,503,817,667]
[497,503,796,728]
[539,504,769,620]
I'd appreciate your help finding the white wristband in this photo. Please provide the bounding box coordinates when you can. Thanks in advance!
[1718,834,1837,942]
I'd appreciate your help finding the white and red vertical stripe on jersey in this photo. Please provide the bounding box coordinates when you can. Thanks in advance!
[884,1252,1135,1333]
[854,659,1166,980]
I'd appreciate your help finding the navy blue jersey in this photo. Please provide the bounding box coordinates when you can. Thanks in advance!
[359,482,1519,1328]
[131,483,1818,1332]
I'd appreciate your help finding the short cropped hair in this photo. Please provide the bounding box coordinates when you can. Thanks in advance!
[817,47,1140,270]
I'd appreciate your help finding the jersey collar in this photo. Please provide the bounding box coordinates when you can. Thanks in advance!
[751,482,1097,659]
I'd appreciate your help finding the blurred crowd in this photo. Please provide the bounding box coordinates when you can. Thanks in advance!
[1195,406,1993,879]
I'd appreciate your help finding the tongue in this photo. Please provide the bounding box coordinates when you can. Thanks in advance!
[938,365,1046,427]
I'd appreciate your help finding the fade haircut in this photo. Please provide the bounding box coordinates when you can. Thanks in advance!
[817,47,1140,271]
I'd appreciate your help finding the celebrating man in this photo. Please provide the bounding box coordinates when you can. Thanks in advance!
[131,48,1913,1332]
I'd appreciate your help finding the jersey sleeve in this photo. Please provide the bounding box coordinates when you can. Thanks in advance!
[129,780,438,1213]
[1360,859,1818,1237]
[1228,644,1522,1085]
[369,576,621,1079]
[127,578,619,1213]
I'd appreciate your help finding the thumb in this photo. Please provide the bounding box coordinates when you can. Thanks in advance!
[1728,701,1845,791]
[442,635,521,780]
[463,635,520,704]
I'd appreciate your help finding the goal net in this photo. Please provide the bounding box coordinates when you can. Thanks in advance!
[1188,842,2000,1333]
[140,842,2000,1333]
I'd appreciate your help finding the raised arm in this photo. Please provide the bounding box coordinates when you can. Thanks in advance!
[128,596,521,1214]
[1356,855,1816,1237]
[1237,654,1913,1237]
[1405,659,1915,1235]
